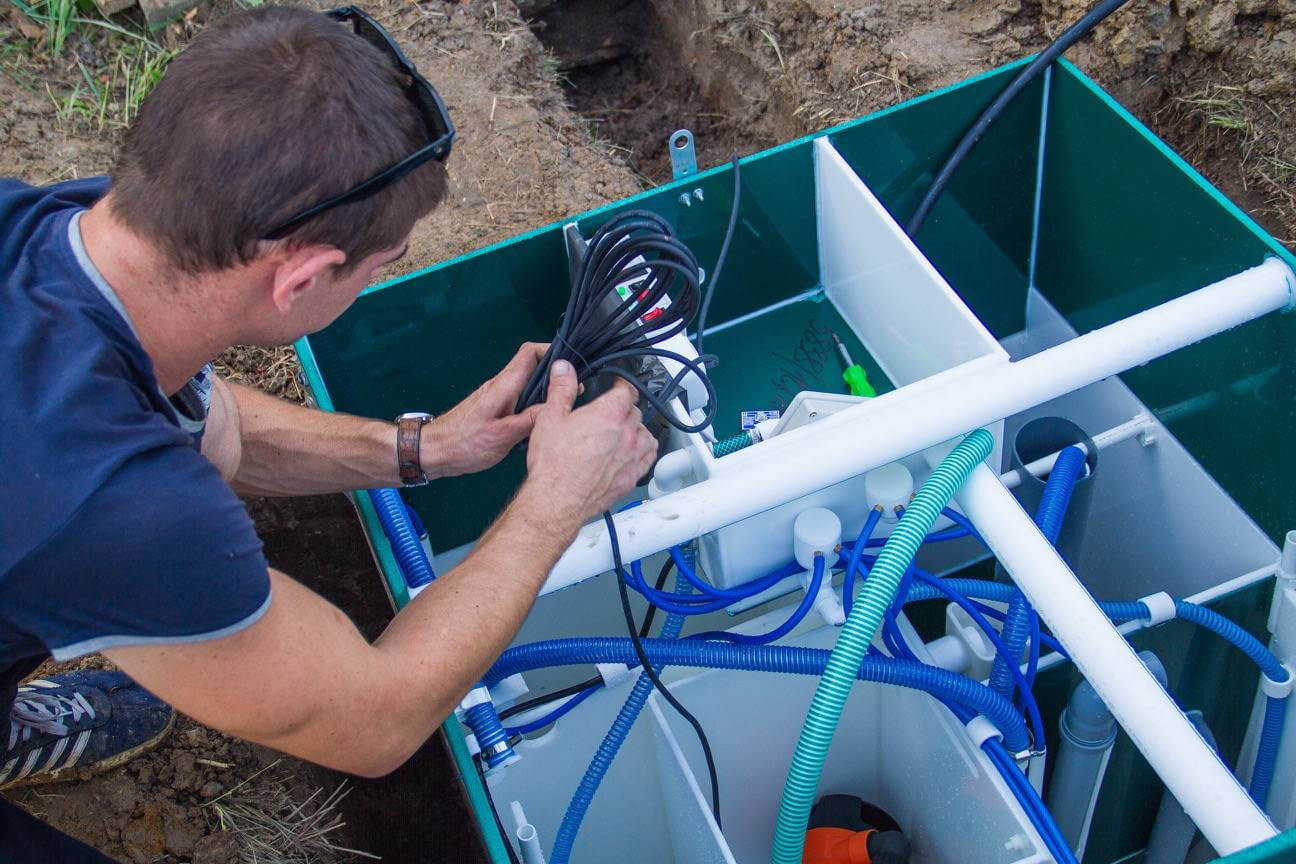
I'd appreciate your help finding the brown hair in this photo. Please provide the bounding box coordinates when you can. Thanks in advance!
[110,6,448,274]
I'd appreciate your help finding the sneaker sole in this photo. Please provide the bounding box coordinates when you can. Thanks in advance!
[0,710,176,790]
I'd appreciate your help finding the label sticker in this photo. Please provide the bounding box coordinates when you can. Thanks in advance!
[740,410,780,430]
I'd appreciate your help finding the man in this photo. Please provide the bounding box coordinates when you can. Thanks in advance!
[0,6,657,860]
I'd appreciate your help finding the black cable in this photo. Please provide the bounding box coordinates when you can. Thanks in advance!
[497,678,600,722]
[605,511,722,827]
[904,0,1133,237]
[694,155,741,357]
[497,558,674,723]
[473,754,523,864]
[516,210,717,432]
[636,556,675,638]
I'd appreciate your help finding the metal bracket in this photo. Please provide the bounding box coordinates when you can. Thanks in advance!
[669,129,698,181]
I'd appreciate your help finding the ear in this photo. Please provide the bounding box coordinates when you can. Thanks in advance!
[269,245,348,313]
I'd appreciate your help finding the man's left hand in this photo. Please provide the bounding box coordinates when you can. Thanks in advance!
[421,342,547,479]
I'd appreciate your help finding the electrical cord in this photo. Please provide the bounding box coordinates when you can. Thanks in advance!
[516,209,718,433]
[500,558,676,726]
[605,512,722,827]
[904,0,1133,236]
[694,155,742,356]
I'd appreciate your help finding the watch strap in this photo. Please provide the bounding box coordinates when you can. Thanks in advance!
[396,413,430,486]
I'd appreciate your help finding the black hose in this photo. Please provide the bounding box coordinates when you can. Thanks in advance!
[904,0,1134,237]
[606,512,722,827]
[694,155,741,356]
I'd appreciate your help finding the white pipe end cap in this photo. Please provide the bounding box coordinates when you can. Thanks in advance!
[865,463,914,522]
[794,508,841,570]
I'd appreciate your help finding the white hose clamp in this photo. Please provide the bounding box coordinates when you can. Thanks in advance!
[965,714,1004,748]
[597,663,632,689]
[1261,663,1294,699]
[459,686,492,711]
[1138,591,1177,627]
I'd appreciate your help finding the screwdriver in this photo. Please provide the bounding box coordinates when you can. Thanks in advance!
[829,329,877,398]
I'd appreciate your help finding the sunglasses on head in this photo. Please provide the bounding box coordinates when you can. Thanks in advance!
[262,6,455,241]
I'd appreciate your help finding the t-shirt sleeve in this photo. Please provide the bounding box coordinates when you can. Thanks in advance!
[2,444,270,661]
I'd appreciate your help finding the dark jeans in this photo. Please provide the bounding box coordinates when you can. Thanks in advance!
[0,794,115,863]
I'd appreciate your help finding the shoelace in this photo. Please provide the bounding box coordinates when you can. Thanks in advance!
[8,692,95,749]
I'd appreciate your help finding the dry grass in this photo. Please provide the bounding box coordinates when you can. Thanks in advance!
[205,760,377,864]
[215,345,306,403]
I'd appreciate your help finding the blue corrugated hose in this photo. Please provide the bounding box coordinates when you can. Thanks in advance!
[484,636,1029,752]
[991,446,1086,699]
[549,574,691,863]
[368,488,436,590]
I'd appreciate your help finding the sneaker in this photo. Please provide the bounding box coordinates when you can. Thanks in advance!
[0,669,174,789]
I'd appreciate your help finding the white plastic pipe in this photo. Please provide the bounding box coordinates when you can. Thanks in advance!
[956,463,1276,854]
[509,800,547,864]
[541,258,1293,594]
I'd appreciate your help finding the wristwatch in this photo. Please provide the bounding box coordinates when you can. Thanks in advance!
[395,412,433,487]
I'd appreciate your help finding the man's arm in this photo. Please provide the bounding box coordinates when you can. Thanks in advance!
[106,362,658,777]
[205,342,547,496]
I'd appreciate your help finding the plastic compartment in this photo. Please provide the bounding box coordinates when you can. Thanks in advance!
[486,629,1047,864]
[997,288,1278,603]
[686,138,1008,589]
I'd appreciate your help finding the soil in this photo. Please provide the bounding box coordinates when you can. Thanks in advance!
[2,0,1294,861]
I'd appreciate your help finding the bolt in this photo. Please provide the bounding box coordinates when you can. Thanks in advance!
[1138,429,1158,447]
[678,193,692,207]
[693,188,704,202]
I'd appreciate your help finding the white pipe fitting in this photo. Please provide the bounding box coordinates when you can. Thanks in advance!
[510,801,547,864]
[1261,666,1294,699]
[1139,592,1177,627]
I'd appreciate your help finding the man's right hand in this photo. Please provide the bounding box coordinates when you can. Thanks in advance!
[524,359,657,524]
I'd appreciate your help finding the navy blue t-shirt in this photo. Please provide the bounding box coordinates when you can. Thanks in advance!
[0,177,271,707]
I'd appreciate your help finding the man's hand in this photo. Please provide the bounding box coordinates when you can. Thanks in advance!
[522,359,657,525]
[421,342,547,479]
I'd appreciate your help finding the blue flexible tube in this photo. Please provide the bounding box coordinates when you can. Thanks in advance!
[668,548,802,600]
[691,556,826,645]
[484,637,1029,751]
[843,508,883,616]
[1174,601,1287,682]
[550,575,690,863]
[991,446,1086,698]
[368,488,436,589]
[1251,694,1287,807]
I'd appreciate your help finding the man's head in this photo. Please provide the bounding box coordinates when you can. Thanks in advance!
[106,6,447,341]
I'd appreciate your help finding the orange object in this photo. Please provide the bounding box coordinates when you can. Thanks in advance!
[802,827,876,864]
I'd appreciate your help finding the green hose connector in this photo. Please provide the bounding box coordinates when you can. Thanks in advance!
[712,431,754,457]
[769,428,994,864]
